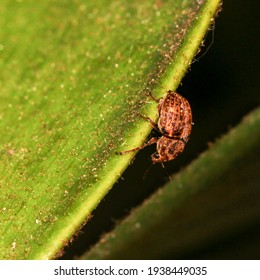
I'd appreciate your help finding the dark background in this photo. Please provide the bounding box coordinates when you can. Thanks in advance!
[62,0,260,259]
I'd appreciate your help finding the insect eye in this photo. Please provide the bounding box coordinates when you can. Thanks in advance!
[153,153,159,159]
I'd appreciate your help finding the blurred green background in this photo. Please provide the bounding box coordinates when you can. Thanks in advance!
[62,0,260,259]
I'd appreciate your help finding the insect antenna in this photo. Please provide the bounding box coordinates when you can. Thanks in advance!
[142,162,154,180]
[160,163,173,182]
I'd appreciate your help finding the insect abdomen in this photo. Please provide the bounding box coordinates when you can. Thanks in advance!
[158,91,192,142]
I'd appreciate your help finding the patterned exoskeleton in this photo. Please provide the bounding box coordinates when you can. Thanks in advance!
[118,90,192,163]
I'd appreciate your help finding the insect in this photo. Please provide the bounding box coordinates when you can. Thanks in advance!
[118,90,192,163]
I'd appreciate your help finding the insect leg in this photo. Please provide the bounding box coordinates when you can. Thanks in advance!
[138,113,159,131]
[117,137,158,155]
[148,92,161,103]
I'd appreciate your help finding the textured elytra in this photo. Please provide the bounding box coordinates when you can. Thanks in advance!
[157,91,192,143]
[118,90,192,163]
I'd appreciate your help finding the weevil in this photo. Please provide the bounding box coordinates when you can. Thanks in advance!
[118,90,192,163]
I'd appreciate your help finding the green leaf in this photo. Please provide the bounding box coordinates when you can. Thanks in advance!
[0,0,221,259]
[82,107,260,259]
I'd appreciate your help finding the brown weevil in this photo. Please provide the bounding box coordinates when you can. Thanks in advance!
[118,90,192,163]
